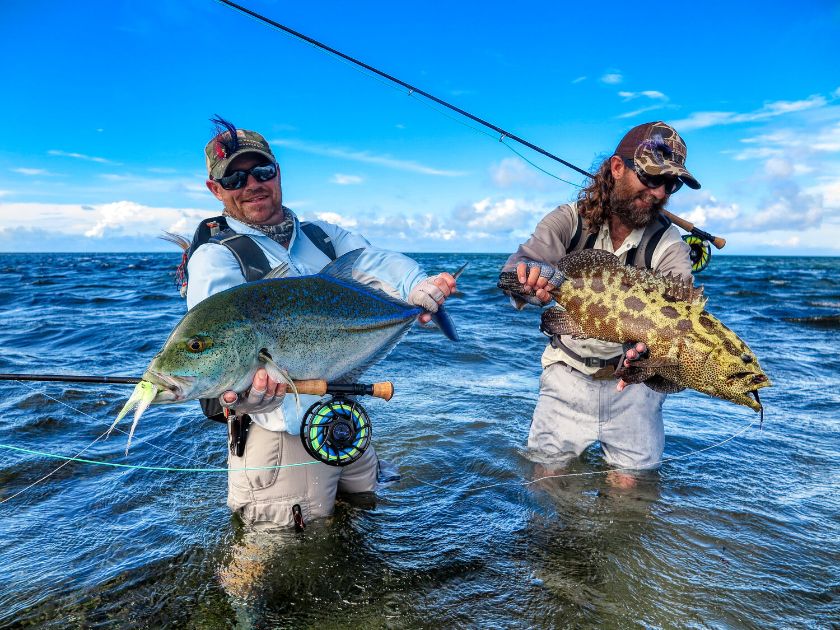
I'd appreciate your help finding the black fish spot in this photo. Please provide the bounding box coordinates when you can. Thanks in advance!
[624,296,646,312]
[660,305,679,319]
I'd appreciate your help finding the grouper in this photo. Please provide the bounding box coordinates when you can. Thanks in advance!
[498,249,770,413]
[110,249,460,451]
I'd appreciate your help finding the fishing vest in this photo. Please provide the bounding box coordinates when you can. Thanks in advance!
[565,201,673,269]
[177,209,337,297]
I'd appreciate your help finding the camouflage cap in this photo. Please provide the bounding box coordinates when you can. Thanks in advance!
[204,127,276,179]
[615,121,700,190]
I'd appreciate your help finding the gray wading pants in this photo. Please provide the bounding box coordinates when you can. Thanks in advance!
[529,362,666,470]
[227,423,379,528]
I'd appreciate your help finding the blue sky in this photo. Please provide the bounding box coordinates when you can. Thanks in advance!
[1,1,839,255]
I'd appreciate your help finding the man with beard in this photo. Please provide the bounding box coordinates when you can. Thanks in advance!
[501,122,700,482]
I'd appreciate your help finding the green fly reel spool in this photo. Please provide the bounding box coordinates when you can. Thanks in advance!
[682,234,711,273]
[300,395,372,466]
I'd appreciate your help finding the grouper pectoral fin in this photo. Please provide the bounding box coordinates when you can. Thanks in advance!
[540,306,585,337]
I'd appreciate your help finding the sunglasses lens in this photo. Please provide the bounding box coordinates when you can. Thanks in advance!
[218,171,247,190]
[251,163,277,182]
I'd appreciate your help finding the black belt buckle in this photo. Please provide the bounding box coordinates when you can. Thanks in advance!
[584,356,605,368]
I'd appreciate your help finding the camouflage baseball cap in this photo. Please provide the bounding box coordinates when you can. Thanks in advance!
[204,127,276,179]
[614,121,700,190]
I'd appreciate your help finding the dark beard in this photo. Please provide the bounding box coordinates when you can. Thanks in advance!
[609,185,667,229]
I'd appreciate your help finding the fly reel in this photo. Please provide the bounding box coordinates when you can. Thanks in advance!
[300,395,372,466]
[682,234,711,273]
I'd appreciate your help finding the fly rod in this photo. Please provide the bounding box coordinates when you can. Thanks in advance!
[215,0,728,250]
[0,374,394,401]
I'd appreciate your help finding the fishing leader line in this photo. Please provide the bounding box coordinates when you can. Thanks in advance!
[214,0,593,186]
[0,380,320,506]
[408,417,761,495]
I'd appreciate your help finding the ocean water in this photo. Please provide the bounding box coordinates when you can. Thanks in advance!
[0,252,837,629]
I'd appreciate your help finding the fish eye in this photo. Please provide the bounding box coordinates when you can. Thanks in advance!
[186,336,211,353]
[740,353,754,364]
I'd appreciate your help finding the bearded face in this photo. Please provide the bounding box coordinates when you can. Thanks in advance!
[609,171,668,229]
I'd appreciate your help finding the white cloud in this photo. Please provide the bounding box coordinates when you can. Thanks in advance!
[617,105,669,119]
[12,168,52,176]
[618,90,668,101]
[452,197,549,238]
[0,190,12,197]
[571,76,587,84]
[271,138,467,177]
[0,200,210,240]
[47,149,116,164]
[672,94,828,131]
[312,211,358,229]
[489,157,543,189]
[601,72,623,85]
[330,174,363,185]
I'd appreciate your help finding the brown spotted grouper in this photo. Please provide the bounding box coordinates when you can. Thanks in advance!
[498,249,770,413]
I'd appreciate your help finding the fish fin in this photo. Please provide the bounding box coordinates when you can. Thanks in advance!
[160,231,190,251]
[318,248,365,282]
[431,305,458,341]
[540,306,585,337]
[259,351,301,417]
[614,365,654,384]
[262,262,290,279]
[643,375,686,394]
[556,249,622,278]
[451,262,469,281]
[335,325,415,384]
[655,272,706,305]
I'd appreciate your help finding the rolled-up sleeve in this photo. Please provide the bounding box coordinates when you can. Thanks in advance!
[503,204,577,272]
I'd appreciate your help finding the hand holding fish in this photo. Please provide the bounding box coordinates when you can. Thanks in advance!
[220,367,287,414]
[410,273,457,324]
[515,261,564,304]
[616,342,649,392]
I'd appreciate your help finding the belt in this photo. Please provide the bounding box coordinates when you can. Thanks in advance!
[550,337,621,378]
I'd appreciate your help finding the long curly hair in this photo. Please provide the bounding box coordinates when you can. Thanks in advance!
[576,158,614,233]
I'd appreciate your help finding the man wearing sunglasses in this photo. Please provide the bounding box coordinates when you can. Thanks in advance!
[187,118,456,529]
[500,121,700,487]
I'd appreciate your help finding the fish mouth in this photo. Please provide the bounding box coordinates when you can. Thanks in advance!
[142,371,194,402]
[725,372,771,413]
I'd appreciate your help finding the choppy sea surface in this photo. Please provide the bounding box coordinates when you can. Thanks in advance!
[0,252,837,629]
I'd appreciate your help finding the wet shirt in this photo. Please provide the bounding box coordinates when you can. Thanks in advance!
[187,214,428,433]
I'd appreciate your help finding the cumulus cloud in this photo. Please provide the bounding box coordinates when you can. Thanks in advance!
[312,211,358,229]
[330,174,363,185]
[0,200,210,240]
[671,94,828,131]
[451,197,549,239]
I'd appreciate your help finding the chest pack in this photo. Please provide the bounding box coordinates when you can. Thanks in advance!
[176,211,337,296]
[566,205,672,269]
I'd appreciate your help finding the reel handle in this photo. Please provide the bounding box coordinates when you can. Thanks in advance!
[293,379,394,401]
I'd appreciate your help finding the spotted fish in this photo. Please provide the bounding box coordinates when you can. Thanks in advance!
[498,249,770,413]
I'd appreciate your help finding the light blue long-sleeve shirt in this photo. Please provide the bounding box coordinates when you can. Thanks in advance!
[186,214,428,434]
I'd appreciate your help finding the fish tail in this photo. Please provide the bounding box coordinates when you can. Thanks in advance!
[160,231,190,251]
[431,306,459,342]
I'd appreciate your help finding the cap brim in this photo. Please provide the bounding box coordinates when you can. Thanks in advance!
[209,149,276,179]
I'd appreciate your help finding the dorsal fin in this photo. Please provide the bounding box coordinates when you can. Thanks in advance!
[556,249,622,277]
[318,248,365,281]
[655,272,706,305]
[262,262,290,279]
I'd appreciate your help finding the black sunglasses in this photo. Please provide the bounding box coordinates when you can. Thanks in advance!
[623,158,683,195]
[214,162,278,190]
